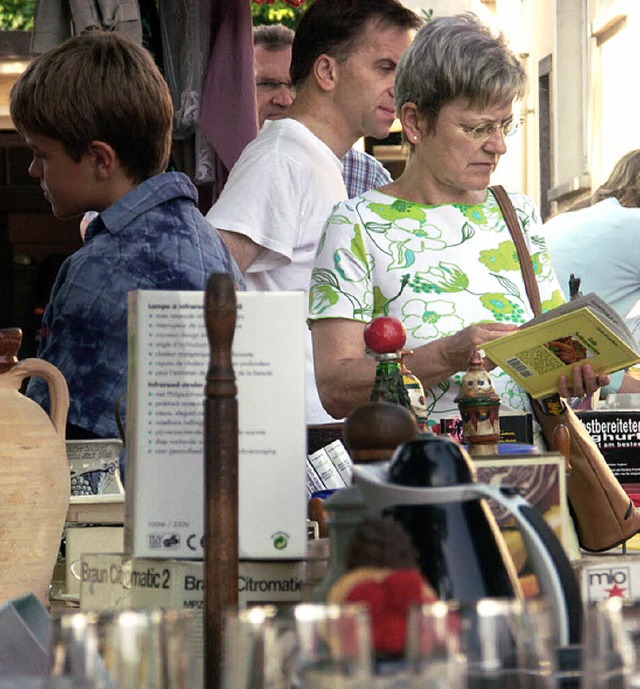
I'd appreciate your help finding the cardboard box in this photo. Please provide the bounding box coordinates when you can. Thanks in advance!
[576,410,640,502]
[79,553,306,610]
[66,495,125,526]
[126,291,307,560]
[80,553,207,682]
[80,553,307,689]
[65,526,124,598]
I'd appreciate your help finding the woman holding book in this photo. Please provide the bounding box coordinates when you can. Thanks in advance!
[308,14,611,437]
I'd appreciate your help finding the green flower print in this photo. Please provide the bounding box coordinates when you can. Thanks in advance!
[454,203,487,224]
[369,199,427,222]
[410,263,469,294]
[334,247,367,283]
[479,240,520,272]
[402,298,465,340]
[349,225,368,265]
[493,371,529,411]
[362,220,446,270]
[541,289,566,313]
[309,283,340,315]
[531,252,543,276]
[480,293,524,322]
[373,286,392,315]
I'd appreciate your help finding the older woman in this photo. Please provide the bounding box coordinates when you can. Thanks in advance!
[308,13,608,434]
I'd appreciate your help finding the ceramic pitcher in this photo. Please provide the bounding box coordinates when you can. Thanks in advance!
[0,328,70,606]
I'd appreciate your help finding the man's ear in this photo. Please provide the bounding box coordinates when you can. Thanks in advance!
[87,140,118,178]
[313,54,338,92]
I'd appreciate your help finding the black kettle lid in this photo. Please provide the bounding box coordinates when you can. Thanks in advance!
[388,434,476,488]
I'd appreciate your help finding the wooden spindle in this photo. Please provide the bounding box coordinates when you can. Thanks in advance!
[203,273,239,689]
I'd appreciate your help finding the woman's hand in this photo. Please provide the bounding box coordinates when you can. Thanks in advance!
[440,322,519,373]
[558,364,610,398]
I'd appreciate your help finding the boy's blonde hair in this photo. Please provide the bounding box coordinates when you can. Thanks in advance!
[10,29,173,183]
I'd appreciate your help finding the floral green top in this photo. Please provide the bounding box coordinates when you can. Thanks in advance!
[309,188,566,429]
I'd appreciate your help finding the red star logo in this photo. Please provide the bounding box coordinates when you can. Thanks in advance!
[605,584,627,598]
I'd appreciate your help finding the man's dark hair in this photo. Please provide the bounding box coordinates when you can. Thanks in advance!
[253,23,295,51]
[290,0,421,87]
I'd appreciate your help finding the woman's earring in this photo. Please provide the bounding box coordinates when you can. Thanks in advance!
[413,135,419,142]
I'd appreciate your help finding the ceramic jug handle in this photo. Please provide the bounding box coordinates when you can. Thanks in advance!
[11,359,70,439]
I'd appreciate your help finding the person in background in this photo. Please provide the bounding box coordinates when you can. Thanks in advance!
[253,23,296,127]
[208,0,421,425]
[342,144,393,199]
[11,29,242,441]
[253,22,394,198]
[308,13,609,438]
[545,150,640,348]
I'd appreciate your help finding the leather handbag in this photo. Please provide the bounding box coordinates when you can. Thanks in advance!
[490,184,640,551]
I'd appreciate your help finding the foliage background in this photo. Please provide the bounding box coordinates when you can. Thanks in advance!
[251,1,310,29]
[0,0,34,30]
[1,1,308,31]
[0,2,429,35]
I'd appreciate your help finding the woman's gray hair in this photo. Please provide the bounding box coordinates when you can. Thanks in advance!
[395,13,527,126]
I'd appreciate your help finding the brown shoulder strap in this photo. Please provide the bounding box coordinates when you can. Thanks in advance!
[490,185,543,317]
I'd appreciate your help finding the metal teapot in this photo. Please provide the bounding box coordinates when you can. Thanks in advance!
[352,434,582,646]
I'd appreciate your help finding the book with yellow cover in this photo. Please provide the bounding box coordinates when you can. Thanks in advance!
[482,293,640,399]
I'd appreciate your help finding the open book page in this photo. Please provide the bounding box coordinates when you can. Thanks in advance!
[522,293,638,350]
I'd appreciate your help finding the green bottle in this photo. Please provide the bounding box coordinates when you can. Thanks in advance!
[370,352,413,412]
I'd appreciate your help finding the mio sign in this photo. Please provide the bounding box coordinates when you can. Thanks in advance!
[583,564,633,602]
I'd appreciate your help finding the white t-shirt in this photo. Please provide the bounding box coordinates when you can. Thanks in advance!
[207,118,348,424]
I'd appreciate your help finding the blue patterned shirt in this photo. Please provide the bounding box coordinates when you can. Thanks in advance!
[341,148,393,198]
[27,171,243,439]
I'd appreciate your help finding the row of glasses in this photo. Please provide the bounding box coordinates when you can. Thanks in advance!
[411,599,556,689]
[48,608,198,689]
[222,603,372,689]
[45,598,559,689]
[582,597,640,689]
[45,596,640,689]
[222,598,558,689]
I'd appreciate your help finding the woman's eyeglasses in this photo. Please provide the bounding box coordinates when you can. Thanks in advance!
[440,114,524,143]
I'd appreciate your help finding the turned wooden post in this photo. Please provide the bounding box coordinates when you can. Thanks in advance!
[203,273,239,689]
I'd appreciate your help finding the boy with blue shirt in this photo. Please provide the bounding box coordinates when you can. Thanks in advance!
[10,29,242,440]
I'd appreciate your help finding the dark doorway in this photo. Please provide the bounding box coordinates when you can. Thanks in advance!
[538,55,552,221]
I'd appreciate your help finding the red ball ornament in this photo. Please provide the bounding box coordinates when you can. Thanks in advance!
[364,316,407,354]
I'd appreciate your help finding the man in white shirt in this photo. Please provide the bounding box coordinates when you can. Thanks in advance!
[252,22,393,197]
[207,0,420,424]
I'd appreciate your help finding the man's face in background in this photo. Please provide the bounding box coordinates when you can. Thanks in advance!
[254,44,295,127]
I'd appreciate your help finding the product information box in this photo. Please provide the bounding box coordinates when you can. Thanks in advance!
[126,290,307,560]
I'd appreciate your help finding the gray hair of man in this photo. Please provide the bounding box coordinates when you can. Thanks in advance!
[253,23,295,51]
[395,13,527,139]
